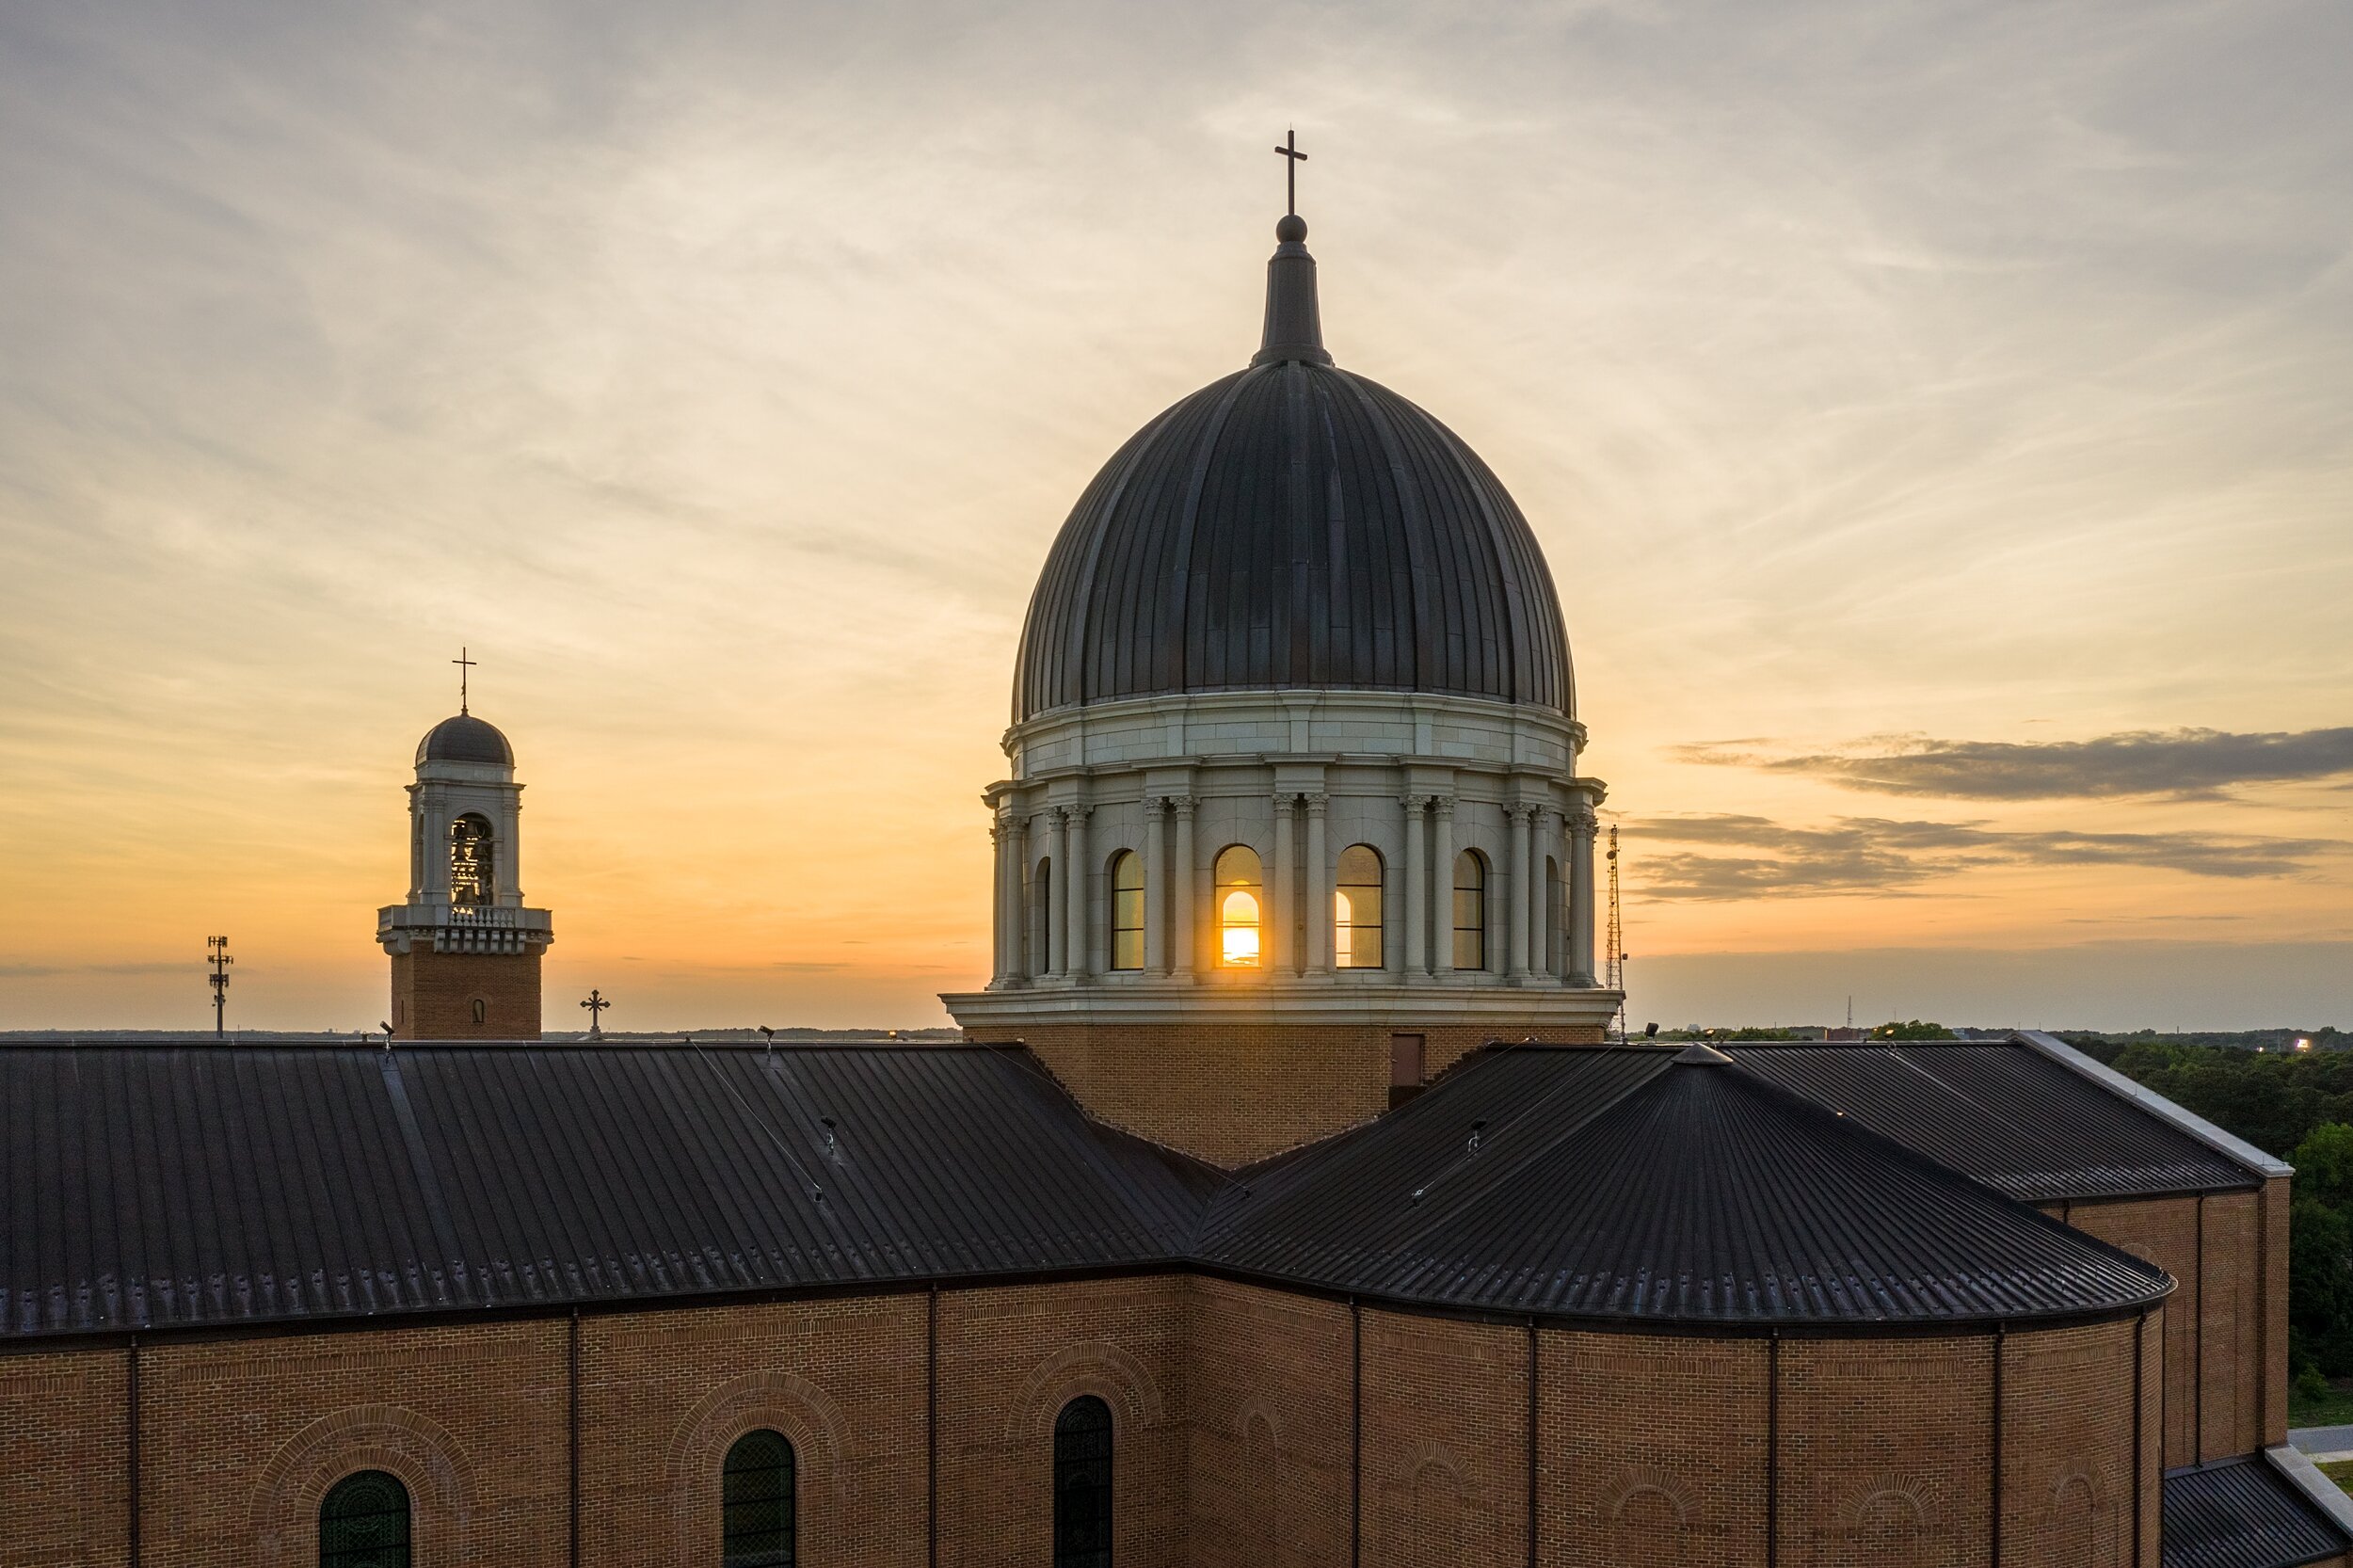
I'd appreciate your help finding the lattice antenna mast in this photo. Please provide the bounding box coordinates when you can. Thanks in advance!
[207,935,232,1036]
[1604,826,1626,1040]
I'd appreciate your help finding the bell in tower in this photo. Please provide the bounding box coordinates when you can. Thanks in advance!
[376,668,555,1039]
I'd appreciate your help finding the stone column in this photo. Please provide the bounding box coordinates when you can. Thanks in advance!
[989,816,1010,983]
[1431,796,1456,978]
[1007,815,1029,983]
[1065,803,1093,979]
[1304,792,1330,975]
[1401,794,1429,977]
[1047,808,1069,978]
[1569,802,1599,986]
[1144,796,1169,975]
[1172,796,1197,976]
[1271,792,1297,975]
[1536,807,1561,980]
[1507,804,1533,979]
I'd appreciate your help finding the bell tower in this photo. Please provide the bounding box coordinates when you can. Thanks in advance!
[376,676,553,1039]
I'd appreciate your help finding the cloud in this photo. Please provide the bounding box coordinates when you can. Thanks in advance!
[1675,728,2353,800]
[1627,813,2338,899]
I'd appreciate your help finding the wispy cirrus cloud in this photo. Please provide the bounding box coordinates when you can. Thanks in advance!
[1675,728,2353,801]
[1628,813,2339,900]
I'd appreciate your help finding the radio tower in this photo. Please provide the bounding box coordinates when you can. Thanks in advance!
[1604,825,1626,1040]
[207,936,232,1035]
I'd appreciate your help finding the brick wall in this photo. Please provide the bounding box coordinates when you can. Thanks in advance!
[974,1021,1604,1166]
[582,1295,927,1567]
[0,1285,2188,1568]
[389,947,544,1040]
[1185,1277,1352,1567]
[0,1349,127,1567]
[139,1319,569,1568]
[2059,1190,2269,1466]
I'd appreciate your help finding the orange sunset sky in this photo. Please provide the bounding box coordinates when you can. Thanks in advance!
[3,2,2347,1032]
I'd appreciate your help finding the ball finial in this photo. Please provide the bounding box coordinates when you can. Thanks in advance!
[1275,213,1307,244]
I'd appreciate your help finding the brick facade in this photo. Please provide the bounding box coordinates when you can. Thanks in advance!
[389,948,544,1041]
[969,1021,1605,1166]
[0,1273,2288,1566]
[2051,1183,2281,1469]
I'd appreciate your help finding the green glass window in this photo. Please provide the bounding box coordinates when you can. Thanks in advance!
[1054,1396,1113,1568]
[319,1470,409,1568]
[723,1429,796,1567]
[1110,851,1144,970]
[1335,844,1385,968]
[1452,851,1487,971]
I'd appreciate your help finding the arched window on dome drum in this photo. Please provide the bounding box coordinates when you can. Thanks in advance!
[447,813,493,906]
[1214,846,1264,968]
[722,1429,796,1567]
[1453,851,1488,972]
[1109,851,1144,970]
[1030,857,1053,978]
[319,1469,409,1568]
[1053,1395,1113,1568]
[1335,845,1385,968]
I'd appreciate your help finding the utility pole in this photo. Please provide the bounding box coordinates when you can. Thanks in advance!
[207,936,232,1035]
[1605,825,1626,1041]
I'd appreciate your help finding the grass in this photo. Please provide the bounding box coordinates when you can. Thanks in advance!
[2319,1461,2353,1497]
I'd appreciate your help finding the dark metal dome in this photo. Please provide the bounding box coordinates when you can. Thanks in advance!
[415,712,513,767]
[1014,217,1574,725]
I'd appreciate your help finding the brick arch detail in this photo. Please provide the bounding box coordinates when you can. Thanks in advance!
[248,1403,473,1568]
[665,1369,849,1568]
[1405,1438,1469,1495]
[1598,1464,1697,1528]
[1833,1473,1939,1533]
[2048,1466,2108,1512]
[1008,1339,1167,1442]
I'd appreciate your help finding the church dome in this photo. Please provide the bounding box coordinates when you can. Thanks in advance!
[415,712,514,767]
[1014,216,1574,726]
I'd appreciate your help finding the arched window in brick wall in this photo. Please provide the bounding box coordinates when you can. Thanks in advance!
[319,1469,410,1568]
[723,1429,796,1567]
[1054,1395,1114,1568]
[1110,851,1144,970]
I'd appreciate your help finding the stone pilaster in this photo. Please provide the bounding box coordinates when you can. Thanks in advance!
[1569,802,1599,986]
[1304,792,1330,976]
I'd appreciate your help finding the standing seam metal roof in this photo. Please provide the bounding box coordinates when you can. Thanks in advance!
[1195,1046,2171,1326]
[2162,1459,2351,1568]
[1726,1043,2257,1201]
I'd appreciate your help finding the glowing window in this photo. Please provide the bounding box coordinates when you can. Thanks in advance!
[319,1469,409,1568]
[1335,845,1385,968]
[1054,1396,1113,1568]
[1110,851,1144,971]
[1453,851,1488,971]
[448,814,493,906]
[1215,846,1263,968]
[723,1429,796,1567]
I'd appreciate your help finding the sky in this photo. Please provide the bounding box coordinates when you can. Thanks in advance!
[1,0,2347,1033]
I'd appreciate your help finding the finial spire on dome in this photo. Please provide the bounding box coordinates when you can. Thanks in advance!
[1254,130,1332,367]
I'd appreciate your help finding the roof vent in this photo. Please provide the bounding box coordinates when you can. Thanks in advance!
[1673,1043,1734,1066]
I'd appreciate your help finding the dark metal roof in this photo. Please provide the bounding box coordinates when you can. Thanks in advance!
[1012,222,1574,724]
[1194,1046,2171,1326]
[0,1044,1214,1339]
[1727,1043,2257,1201]
[2163,1459,2350,1568]
[415,712,513,767]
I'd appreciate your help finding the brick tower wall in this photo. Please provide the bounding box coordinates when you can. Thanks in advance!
[389,947,544,1040]
[967,1020,1606,1167]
